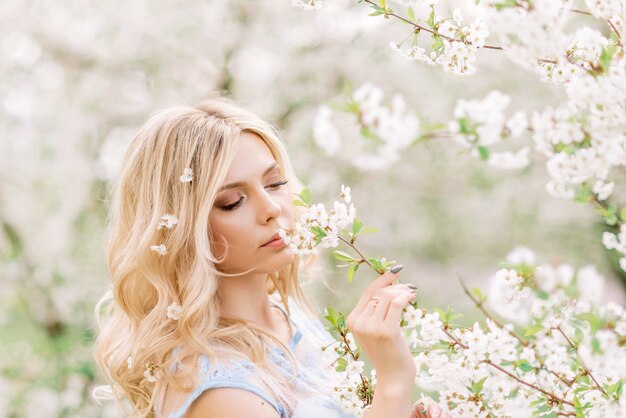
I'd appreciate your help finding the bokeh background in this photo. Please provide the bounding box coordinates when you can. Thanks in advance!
[1,0,624,416]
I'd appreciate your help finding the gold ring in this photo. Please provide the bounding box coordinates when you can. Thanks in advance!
[369,297,380,307]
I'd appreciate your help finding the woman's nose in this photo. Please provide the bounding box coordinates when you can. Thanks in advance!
[257,189,281,224]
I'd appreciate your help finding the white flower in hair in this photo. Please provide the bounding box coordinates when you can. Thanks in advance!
[143,362,160,383]
[150,244,168,255]
[157,214,178,230]
[180,167,193,183]
[167,302,182,321]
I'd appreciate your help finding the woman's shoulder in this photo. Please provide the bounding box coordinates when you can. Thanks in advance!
[181,387,282,418]
[158,351,286,418]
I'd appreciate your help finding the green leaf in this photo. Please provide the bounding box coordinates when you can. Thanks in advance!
[518,361,533,373]
[335,357,348,372]
[591,336,601,354]
[352,219,363,235]
[524,325,544,337]
[333,251,356,262]
[620,208,626,223]
[426,6,435,28]
[347,264,357,283]
[573,328,584,347]
[359,226,379,235]
[472,287,486,302]
[300,188,312,205]
[470,377,487,395]
[292,199,309,207]
[407,5,416,22]
[477,145,490,161]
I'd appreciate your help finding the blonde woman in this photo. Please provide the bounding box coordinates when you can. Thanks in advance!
[93,97,446,418]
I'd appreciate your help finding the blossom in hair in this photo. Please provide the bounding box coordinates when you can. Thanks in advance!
[150,244,168,256]
[179,167,193,183]
[157,214,178,230]
[167,302,182,321]
[143,362,160,383]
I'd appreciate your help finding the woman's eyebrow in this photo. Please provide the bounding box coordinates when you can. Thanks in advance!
[218,162,280,192]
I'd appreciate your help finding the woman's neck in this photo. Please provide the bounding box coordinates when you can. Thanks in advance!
[218,273,277,330]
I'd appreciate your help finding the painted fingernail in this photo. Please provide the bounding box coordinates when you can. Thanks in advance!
[406,284,418,290]
[389,264,404,274]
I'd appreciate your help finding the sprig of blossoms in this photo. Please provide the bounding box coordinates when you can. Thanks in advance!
[279,185,357,256]
[313,83,420,171]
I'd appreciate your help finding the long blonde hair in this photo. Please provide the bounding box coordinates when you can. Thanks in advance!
[93,97,316,417]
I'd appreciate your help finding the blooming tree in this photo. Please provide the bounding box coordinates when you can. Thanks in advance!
[280,186,626,417]
[291,0,626,416]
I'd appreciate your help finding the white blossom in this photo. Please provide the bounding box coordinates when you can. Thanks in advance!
[150,244,168,256]
[157,214,179,230]
[166,302,182,321]
[179,168,193,183]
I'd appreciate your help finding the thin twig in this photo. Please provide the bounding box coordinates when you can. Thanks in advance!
[457,273,528,347]
[607,19,623,46]
[441,328,575,408]
[338,235,382,273]
[362,0,503,50]
[555,326,608,397]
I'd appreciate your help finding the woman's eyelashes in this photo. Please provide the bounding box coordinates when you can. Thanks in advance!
[218,180,289,212]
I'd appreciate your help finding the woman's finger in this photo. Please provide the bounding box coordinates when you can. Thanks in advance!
[371,288,413,322]
[352,269,403,316]
[383,290,417,324]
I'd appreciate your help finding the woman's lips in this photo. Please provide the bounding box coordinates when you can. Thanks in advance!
[261,235,286,248]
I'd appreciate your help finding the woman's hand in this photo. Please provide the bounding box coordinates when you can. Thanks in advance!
[411,397,451,418]
[346,266,417,388]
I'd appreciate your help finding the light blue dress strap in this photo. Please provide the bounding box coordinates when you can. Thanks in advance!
[270,301,303,351]
[168,356,287,418]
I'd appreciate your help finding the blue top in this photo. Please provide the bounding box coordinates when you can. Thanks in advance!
[161,298,359,418]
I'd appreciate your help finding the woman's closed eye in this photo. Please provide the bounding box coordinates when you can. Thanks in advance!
[219,180,289,211]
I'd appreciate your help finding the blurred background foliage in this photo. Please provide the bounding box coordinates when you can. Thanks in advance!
[0,0,624,416]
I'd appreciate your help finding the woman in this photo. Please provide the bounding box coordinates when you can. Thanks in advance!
[93,97,446,417]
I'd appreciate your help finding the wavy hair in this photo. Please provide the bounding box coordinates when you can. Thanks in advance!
[93,97,316,417]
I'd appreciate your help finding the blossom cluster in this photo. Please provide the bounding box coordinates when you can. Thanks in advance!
[279,185,356,255]
[313,84,420,170]
[388,6,490,75]
[401,246,626,417]
[449,90,529,169]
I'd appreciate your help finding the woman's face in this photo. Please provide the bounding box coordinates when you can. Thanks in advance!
[209,132,295,276]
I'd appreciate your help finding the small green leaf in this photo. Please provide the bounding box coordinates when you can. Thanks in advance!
[352,219,363,235]
[336,357,348,372]
[300,188,312,205]
[333,251,356,262]
[620,208,626,223]
[407,5,416,22]
[426,6,435,28]
[359,226,378,235]
[472,287,486,302]
[292,199,309,207]
[347,264,357,283]
[477,145,490,161]
[518,361,533,373]
[524,325,544,337]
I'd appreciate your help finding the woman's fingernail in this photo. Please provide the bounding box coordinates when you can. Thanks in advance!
[389,264,404,274]
[406,284,418,290]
